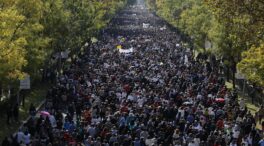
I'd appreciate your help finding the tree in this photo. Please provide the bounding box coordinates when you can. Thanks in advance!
[179,0,212,50]
[205,0,264,88]
[0,2,27,83]
[238,44,264,87]
[41,0,71,67]
[15,0,51,74]
[0,0,128,94]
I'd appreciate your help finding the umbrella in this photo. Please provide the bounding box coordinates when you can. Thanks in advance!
[40,111,50,117]
[215,98,225,103]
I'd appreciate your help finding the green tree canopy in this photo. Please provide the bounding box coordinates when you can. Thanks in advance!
[0,0,127,87]
[146,0,264,87]
[238,44,264,86]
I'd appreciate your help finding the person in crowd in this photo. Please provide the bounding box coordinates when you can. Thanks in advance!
[29,103,36,117]
[13,103,19,122]
[1,137,10,146]
[6,104,12,125]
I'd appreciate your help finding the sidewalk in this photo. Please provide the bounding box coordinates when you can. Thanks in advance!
[0,83,50,141]
[226,81,261,128]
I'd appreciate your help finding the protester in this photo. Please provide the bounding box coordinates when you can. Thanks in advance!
[6,104,12,125]
[13,103,19,122]
[29,103,36,117]
[1,137,9,146]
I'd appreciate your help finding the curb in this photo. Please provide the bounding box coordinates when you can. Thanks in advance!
[17,99,46,130]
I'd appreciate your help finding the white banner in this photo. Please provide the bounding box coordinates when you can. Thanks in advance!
[119,48,134,53]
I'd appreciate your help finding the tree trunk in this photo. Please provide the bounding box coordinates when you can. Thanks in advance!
[0,83,2,100]
[232,69,236,89]
[232,61,237,89]
[226,66,230,82]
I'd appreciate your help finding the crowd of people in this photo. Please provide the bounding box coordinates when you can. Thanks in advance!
[2,1,264,146]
